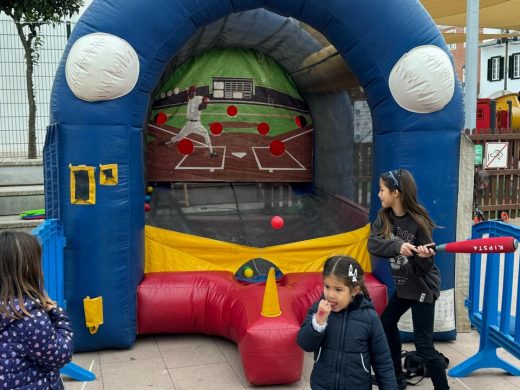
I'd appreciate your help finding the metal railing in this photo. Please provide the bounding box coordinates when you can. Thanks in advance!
[0,18,72,158]
[449,221,520,377]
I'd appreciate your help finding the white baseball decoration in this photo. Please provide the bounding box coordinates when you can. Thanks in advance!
[65,33,140,102]
[389,45,455,114]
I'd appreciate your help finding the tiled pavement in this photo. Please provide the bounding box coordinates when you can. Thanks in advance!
[63,330,520,389]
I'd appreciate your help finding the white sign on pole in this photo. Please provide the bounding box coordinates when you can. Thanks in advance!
[353,101,373,143]
[484,142,508,169]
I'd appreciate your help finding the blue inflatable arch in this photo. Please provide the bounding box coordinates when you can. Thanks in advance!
[48,0,463,350]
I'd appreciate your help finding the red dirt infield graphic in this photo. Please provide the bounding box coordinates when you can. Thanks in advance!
[147,122,313,182]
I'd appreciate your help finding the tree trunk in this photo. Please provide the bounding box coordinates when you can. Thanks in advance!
[14,22,38,159]
[26,54,37,159]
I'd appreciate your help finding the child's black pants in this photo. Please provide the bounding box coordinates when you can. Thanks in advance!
[381,292,450,390]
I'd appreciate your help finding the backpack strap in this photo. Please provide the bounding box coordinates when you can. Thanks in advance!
[406,373,426,386]
[401,350,427,386]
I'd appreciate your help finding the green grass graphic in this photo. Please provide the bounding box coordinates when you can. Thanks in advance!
[157,48,303,101]
[151,104,311,137]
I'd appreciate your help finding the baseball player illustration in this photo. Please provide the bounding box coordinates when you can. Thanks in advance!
[161,85,217,157]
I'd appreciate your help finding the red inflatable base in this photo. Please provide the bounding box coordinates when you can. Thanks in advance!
[137,271,387,385]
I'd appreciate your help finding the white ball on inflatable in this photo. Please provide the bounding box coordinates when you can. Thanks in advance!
[388,45,454,114]
[65,33,139,102]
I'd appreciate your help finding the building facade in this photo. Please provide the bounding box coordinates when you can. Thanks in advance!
[479,37,520,98]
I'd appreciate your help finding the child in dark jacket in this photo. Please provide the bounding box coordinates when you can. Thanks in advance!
[0,231,73,389]
[368,169,450,390]
[297,256,396,390]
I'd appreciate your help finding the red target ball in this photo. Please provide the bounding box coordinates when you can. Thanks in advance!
[227,105,238,116]
[154,112,168,125]
[271,215,284,229]
[269,140,285,156]
[144,203,151,212]
[210,122,223,136]
[257,122,270,136]
[177,139,194,155]
[295,115,307,128]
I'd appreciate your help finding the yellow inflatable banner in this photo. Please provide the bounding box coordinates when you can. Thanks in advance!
[145,224,371,274]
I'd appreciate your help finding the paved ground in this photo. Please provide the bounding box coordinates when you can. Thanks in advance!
[63,330,520,389]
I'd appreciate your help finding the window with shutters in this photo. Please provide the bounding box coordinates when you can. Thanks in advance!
[489,56,503,81]
[491,57,501,80]
[512,53,520,79]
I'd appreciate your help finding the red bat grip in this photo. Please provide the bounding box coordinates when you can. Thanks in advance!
[434,237,518,253]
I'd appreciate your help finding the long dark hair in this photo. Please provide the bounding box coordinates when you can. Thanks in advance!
[323,256,369,298]
[0,231,54,319]
[378,168,435,241]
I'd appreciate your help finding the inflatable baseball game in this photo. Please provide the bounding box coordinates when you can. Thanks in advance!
[46,0,463,384]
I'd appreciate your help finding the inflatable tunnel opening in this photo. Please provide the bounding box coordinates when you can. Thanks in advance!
[144,11,367,249]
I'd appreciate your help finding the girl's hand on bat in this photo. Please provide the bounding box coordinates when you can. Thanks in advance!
[416,244,435,257]
[400,242,416,257]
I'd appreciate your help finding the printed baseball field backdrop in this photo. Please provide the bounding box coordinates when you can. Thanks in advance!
[147,48,313,182]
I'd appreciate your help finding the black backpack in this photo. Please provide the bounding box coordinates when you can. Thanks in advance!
[402,350,449,385]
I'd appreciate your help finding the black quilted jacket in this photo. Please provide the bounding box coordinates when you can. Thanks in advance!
[297,294,396,390]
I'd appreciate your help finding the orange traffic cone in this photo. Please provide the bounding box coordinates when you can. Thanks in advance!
[261,267,282,317]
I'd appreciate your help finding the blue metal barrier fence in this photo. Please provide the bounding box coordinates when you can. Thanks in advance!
[449,221,520,377]
[32,219,96,382]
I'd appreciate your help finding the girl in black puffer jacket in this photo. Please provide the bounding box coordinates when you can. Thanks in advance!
[297,256,396,390]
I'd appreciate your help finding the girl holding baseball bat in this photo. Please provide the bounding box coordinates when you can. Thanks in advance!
[368,168,450,390]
